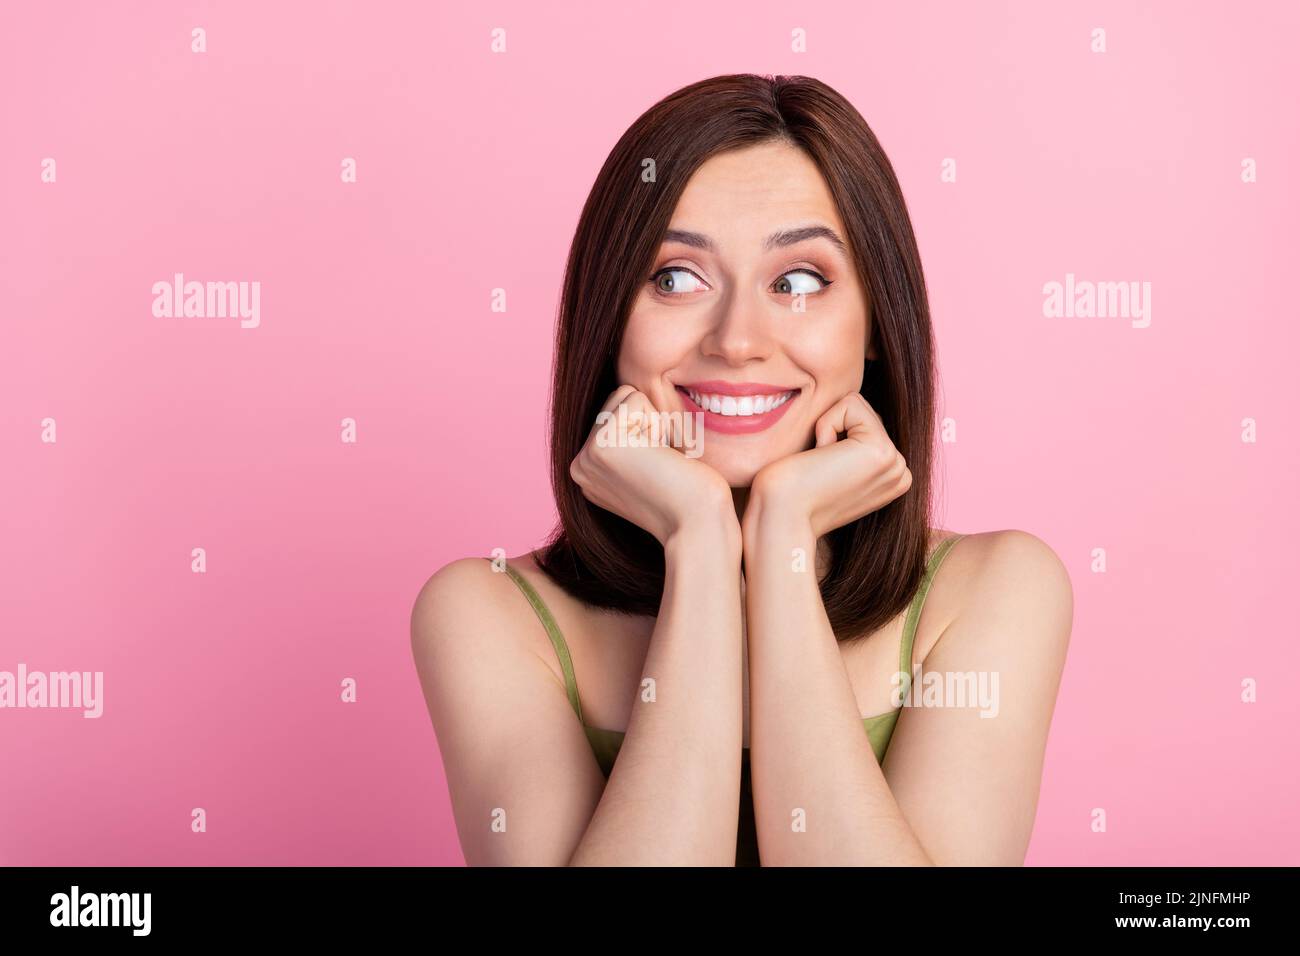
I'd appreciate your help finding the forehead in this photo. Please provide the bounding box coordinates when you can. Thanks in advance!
[667,141,845,245]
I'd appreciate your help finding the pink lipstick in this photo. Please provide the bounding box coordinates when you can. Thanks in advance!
[675,380,801,435]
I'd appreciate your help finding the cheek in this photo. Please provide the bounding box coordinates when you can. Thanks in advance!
[788,314,866,396]
[616,310,696,397]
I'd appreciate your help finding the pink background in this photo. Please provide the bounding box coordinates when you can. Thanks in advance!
[2,1,1296,865]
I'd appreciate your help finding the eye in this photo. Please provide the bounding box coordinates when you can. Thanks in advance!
[773,269,832,295]
[648,267,708,296]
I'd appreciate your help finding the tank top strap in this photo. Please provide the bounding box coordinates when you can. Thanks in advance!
[898,534,965,695]
[486,557,585,724]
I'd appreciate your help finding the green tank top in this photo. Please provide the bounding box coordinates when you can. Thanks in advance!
[493,533,964,866]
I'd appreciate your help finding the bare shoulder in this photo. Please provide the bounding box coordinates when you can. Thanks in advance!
[951,529,1070,592]
[408,553,609,864]
[973,529,1070,613]
[409,553,541,665]
[885,530,1075,864]
[928,528,1074,662]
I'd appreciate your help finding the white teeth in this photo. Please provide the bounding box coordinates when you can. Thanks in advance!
[683,389,797,416]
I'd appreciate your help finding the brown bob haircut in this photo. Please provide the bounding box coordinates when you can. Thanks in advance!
[536,73,936,642]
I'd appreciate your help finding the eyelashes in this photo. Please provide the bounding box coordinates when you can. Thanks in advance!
[648,267,708,296]
[646,266,834,299]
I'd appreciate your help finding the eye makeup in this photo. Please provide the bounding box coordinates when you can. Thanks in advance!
[645,263,834,299]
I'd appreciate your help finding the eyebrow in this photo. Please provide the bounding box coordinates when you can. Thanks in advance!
[661,224,849,256]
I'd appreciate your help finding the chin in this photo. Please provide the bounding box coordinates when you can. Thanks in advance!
[697,425,815,486]
[701,448,777,489]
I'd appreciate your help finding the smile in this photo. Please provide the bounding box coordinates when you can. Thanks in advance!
[675,381,801,435]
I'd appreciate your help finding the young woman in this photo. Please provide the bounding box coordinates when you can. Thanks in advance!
[411,74,1073,866]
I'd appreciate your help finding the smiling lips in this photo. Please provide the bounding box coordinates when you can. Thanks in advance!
[675,380,800,434]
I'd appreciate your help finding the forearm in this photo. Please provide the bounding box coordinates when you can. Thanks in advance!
[569,516,744,865]
[744,509,931,865]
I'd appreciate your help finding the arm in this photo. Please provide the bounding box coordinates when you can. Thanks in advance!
[744,520,1072,865]
[411,523,744,866]
[411,385,746,865]
[873,530,1073,865]
[570,514,744,865]
[411,558,609,865]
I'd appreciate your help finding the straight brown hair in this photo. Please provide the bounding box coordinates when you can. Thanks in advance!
[535,73,936,643]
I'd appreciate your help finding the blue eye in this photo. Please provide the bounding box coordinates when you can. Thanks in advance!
[649,267,707,295]
[774,269,831,295]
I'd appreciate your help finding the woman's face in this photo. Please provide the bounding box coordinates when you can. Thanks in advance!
[617,139,873,488]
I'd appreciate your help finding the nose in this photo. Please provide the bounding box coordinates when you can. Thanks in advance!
[699,291,776,367]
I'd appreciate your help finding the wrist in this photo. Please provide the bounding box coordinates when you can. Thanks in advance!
[741,486,814,549]
[743,517,817,568]
[663,506,742,558]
